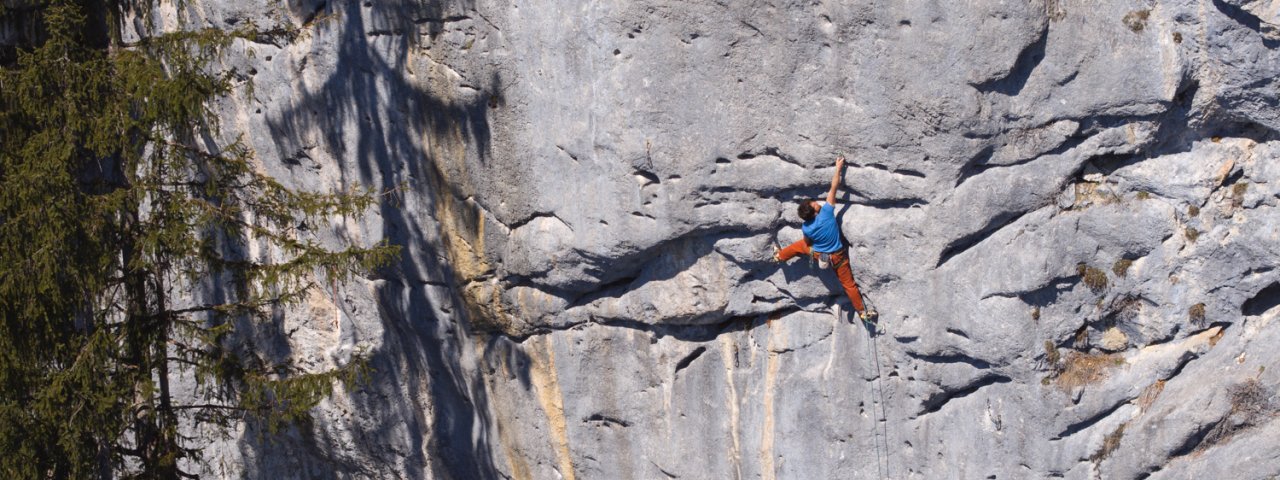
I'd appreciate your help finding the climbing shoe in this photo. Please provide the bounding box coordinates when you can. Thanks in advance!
[770,243,782,262]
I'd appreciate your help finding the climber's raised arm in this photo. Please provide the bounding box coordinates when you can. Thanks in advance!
[826,156,845,206]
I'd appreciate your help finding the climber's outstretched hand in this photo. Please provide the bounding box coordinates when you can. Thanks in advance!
[827,156,845,205]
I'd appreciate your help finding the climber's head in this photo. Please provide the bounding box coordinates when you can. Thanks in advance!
[797,199,820,222]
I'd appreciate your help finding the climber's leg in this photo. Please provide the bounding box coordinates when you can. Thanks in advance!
[775,238,811,262]
[831,250,867,313]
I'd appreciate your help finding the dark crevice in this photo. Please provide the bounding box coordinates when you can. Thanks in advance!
[556,145,580,162]
[935,208,1035,268]
[972,22,1049,96]
[566,275,639,308]
[504,212,563,232]
[918,374,1012,416]
[634,169,661,186]
[510,308,794,344]
[736,146,805,169]
[1211,0,1280,48]
[954,145,996,187]
[955,128,1094,188]
[1053,398,1131,440]
[1165,419,1220,459]
[849,196,929,209]
[584,413,631,428]
[893,168,927,179]
[1153,323,1230,380]
[982,276,1076,306]
[1135,466,1160,480]
[906,350,993,369]
[1242,281,1280,316]
[673,346,707,377]
[413,15,473,24]
[302,1,329,26]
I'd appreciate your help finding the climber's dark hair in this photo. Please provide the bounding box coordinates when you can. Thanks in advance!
[797,199,818,222]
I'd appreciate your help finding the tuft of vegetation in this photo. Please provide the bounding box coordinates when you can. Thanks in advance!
[1189,303,1207,323]
[1233,182,1250,197]
[1046,0,1067,22]
[0,3,396,478]
[1057,351,1124,391]
[1232,182,1250,208]
[1122,10,1150,32]
[1091,423,1127,462]
[1044,340,1061,368]
[1112,259,1133,278]
[1188,205,1200,217]
[1032,306,1041,322]
[1136,380,1166,412]
[1197,379,1277,453]
[1136,190,1151,200]
[1078,263,1109,292]
[1227,379,1272,419]
[1173,31,1183,43]
[1185,227,1200,243]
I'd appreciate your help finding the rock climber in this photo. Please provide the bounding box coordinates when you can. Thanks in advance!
[773,155,877,324]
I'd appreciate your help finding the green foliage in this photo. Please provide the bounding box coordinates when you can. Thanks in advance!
[0,2,395,478]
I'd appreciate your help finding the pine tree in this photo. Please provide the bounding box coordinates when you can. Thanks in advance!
[0,2,397,477]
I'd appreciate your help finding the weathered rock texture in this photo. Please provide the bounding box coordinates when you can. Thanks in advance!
[149,0,1280,478]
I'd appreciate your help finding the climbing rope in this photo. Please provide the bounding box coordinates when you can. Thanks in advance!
[861,293,892,480]
[863,324,885,480]
[868,324,892,480]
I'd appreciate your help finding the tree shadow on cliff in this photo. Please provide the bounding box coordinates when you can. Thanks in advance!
[238,0,521,478]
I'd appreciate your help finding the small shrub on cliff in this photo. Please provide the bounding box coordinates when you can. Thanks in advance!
[1197,379,1277,453]
[1185,227,1200,243]
[1078,263,1108,292]
[1044,340,1061,369]
[1112,259,1133,277]
[1189,303,1207,323]
[1091,423,1127,462]
[1057,351,1124,390]
[1233,182,1250,208]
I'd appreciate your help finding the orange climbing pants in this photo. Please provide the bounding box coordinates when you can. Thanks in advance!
[777,239,867,312]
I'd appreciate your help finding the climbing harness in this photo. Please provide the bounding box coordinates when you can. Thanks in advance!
[816,252,832,269]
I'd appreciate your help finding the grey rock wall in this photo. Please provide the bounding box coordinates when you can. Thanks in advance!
[152,0,1280,478]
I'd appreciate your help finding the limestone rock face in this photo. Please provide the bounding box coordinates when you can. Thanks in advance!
[161,0,1280,478]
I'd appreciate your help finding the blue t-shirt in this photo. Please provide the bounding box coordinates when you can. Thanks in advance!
[802,203,843,253]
